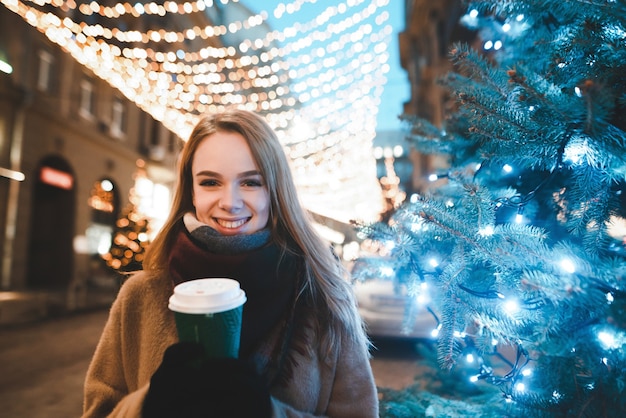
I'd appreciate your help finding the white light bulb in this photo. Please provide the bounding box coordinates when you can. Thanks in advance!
[598,331,617,349]
[560,258,576,274]
[0,60,13,74]
[479,225,495,237]
[380,267,394,277]
[100,179,114,191]
[563,141,589,164]
[503,298,520,314]
[431,324,442,338]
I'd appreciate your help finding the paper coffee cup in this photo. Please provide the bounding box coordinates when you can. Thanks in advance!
[169,278,246,358]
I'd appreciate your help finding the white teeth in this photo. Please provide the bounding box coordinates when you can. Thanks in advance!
[217,218,248,229]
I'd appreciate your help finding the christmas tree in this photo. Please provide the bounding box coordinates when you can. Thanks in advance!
[353,1,626,416]
[101,203,150,273]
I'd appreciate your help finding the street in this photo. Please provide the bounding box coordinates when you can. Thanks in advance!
[0,309,423,417]
[0,309,108,418]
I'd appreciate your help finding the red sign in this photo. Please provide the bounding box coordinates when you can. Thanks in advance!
[40,166,73,190]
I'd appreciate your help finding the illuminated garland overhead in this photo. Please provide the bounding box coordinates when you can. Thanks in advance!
[2,0,391,224]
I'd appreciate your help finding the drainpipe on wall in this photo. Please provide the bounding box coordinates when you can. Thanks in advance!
[1,89,30,290]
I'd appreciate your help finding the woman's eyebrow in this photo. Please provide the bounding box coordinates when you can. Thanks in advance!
[239,170,263,178]
[194,170,221,177]
[194,170,262,178]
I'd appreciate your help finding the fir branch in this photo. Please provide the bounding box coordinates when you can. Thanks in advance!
[363,1,626,415]
[437,296,465,370]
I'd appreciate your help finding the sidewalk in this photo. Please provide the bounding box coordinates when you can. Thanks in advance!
[0,291,48,326]
[0,285,117,327]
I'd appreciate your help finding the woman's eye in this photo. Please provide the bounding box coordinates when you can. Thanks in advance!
[199,179,219,187]
[242,179,263,187]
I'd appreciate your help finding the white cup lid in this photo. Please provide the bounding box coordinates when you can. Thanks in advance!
[168,278,246,314]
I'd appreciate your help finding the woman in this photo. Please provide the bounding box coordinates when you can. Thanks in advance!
[82,109,379,417]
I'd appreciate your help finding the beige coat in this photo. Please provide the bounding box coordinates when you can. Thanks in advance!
[82,272,379,417]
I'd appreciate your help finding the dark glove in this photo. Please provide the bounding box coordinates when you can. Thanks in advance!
[143,342,271,418]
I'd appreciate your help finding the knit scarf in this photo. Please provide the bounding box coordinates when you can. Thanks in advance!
[167,214,301,377]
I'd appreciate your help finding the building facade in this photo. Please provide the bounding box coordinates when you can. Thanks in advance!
[0,7,183,311]
[0,1,326,319]
[399,0,476,192]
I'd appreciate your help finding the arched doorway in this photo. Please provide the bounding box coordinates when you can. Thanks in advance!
[27,155,76,288]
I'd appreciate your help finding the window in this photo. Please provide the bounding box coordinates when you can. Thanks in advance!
[79,78,95,119]
[148,117,165,161]
[133,175,171,239]
[111,97,126,138]
[87,178,118,255]
[168,132,181,153]
[37,50,54,92]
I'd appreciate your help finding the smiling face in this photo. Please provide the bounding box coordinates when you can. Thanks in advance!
[191,131,270,235]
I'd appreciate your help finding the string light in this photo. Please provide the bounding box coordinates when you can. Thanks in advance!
[598,330,618,349]
[431,324,442,338]
[415,281,429,304]
[559,258,576,274]
[478,224,495,236]
[380,266,394,278]
[502,297,521,315]
[3,0,391,223]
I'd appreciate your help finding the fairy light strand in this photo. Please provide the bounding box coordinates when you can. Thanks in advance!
[2,0,390,223]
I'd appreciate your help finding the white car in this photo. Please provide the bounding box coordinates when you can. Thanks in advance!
[353,278,439,340]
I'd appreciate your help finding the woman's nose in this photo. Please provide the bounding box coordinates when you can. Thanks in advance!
[218,185,243,211]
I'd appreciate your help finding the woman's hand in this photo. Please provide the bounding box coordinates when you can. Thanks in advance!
[142,342,271,418]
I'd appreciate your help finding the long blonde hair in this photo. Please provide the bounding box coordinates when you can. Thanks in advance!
[143,108,368,353]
